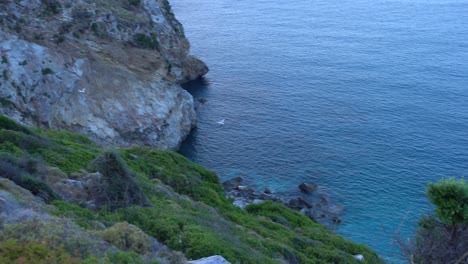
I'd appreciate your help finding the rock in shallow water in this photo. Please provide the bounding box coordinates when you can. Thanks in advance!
[299,182,318,194]
[222,176,244,191]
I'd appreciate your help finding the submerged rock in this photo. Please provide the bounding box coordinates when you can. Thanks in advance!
[299,182,318,194]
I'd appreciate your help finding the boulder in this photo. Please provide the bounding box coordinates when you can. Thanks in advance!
[222,177,243,191]
[188,255,231,264]
[288,197,312,210]
[297,197,313,208]
[298,182,317,194]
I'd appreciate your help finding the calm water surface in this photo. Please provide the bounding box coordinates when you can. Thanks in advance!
[172,0,468,262]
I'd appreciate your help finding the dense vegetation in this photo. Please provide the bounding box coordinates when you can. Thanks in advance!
[0,115,383,263]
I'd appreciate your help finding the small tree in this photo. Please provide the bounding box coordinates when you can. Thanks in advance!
[398,178,468,264]
[426,177,468,225]
[88,151,150,210]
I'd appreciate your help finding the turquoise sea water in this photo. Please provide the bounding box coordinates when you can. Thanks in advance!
[172,0,468,262]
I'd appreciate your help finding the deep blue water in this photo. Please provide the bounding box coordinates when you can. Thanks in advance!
[172,0,468,262]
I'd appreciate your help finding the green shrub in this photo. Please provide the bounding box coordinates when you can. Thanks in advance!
[0,115,32,134]
[98,222,152,254]
[51,201,100,229]
[43,130,96,145]
[0,239,82,264]
[0,141,23,155]
[121,147,226,207]
[88,151,150,210]
[426,177,468,225]
[0,218,103,259]
[106,251,143,264]
[0,130,48,152]
[128,0,141,6]
[0,154,60,203]
[43,0,62,15]
[246,201,318,229]
[18,175,60,203]
[134,33,159,50]
[41,68,54,75]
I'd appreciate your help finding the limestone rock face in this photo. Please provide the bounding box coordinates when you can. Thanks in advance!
[0,0,207,149]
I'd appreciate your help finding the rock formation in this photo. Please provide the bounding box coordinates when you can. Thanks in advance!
[0,0,208,149]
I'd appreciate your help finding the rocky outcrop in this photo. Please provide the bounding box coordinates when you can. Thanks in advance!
[0,0,207,149]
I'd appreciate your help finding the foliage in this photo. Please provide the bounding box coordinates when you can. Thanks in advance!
[41,68,54,75]
[134,33,159,50]
[0,218,104,259]
[161,0,174,18]
[246,200,321,229]
[38,131,99,174]
[426,177,468,225]
[88,151,150,210]
[43,0,62,15]
[51,200,98,229]
[0,239,82,264]
[0,154,60,203]
[120,146,226,207]
[0,141,23,156]
[106,252,143,264]
[128,0,141,7]
[97,222,152,254]
[0,117,99,173]
[0,115,32,134]
[43,130,96,145]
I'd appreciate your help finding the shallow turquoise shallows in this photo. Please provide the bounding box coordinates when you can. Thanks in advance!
[172,0,468,262]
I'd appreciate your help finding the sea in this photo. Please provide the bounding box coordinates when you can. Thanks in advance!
[171,0,468,262]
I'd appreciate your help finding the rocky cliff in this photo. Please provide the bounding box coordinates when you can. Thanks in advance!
[0,0,208,149]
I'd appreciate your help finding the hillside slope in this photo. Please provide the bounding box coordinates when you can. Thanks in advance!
[0,115,384,263]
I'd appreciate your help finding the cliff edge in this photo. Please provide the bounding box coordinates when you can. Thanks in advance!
[0,0,208,149]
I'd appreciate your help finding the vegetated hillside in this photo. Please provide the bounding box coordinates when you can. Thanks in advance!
[0,115,384,264]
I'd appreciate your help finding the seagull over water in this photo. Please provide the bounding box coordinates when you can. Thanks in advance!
[216,119,225,125]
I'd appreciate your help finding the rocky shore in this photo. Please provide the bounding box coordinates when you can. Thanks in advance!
[223,177,345,229]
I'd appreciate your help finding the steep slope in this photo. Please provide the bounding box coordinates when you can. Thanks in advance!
[0,115,385,263]
[0,0,208,149]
